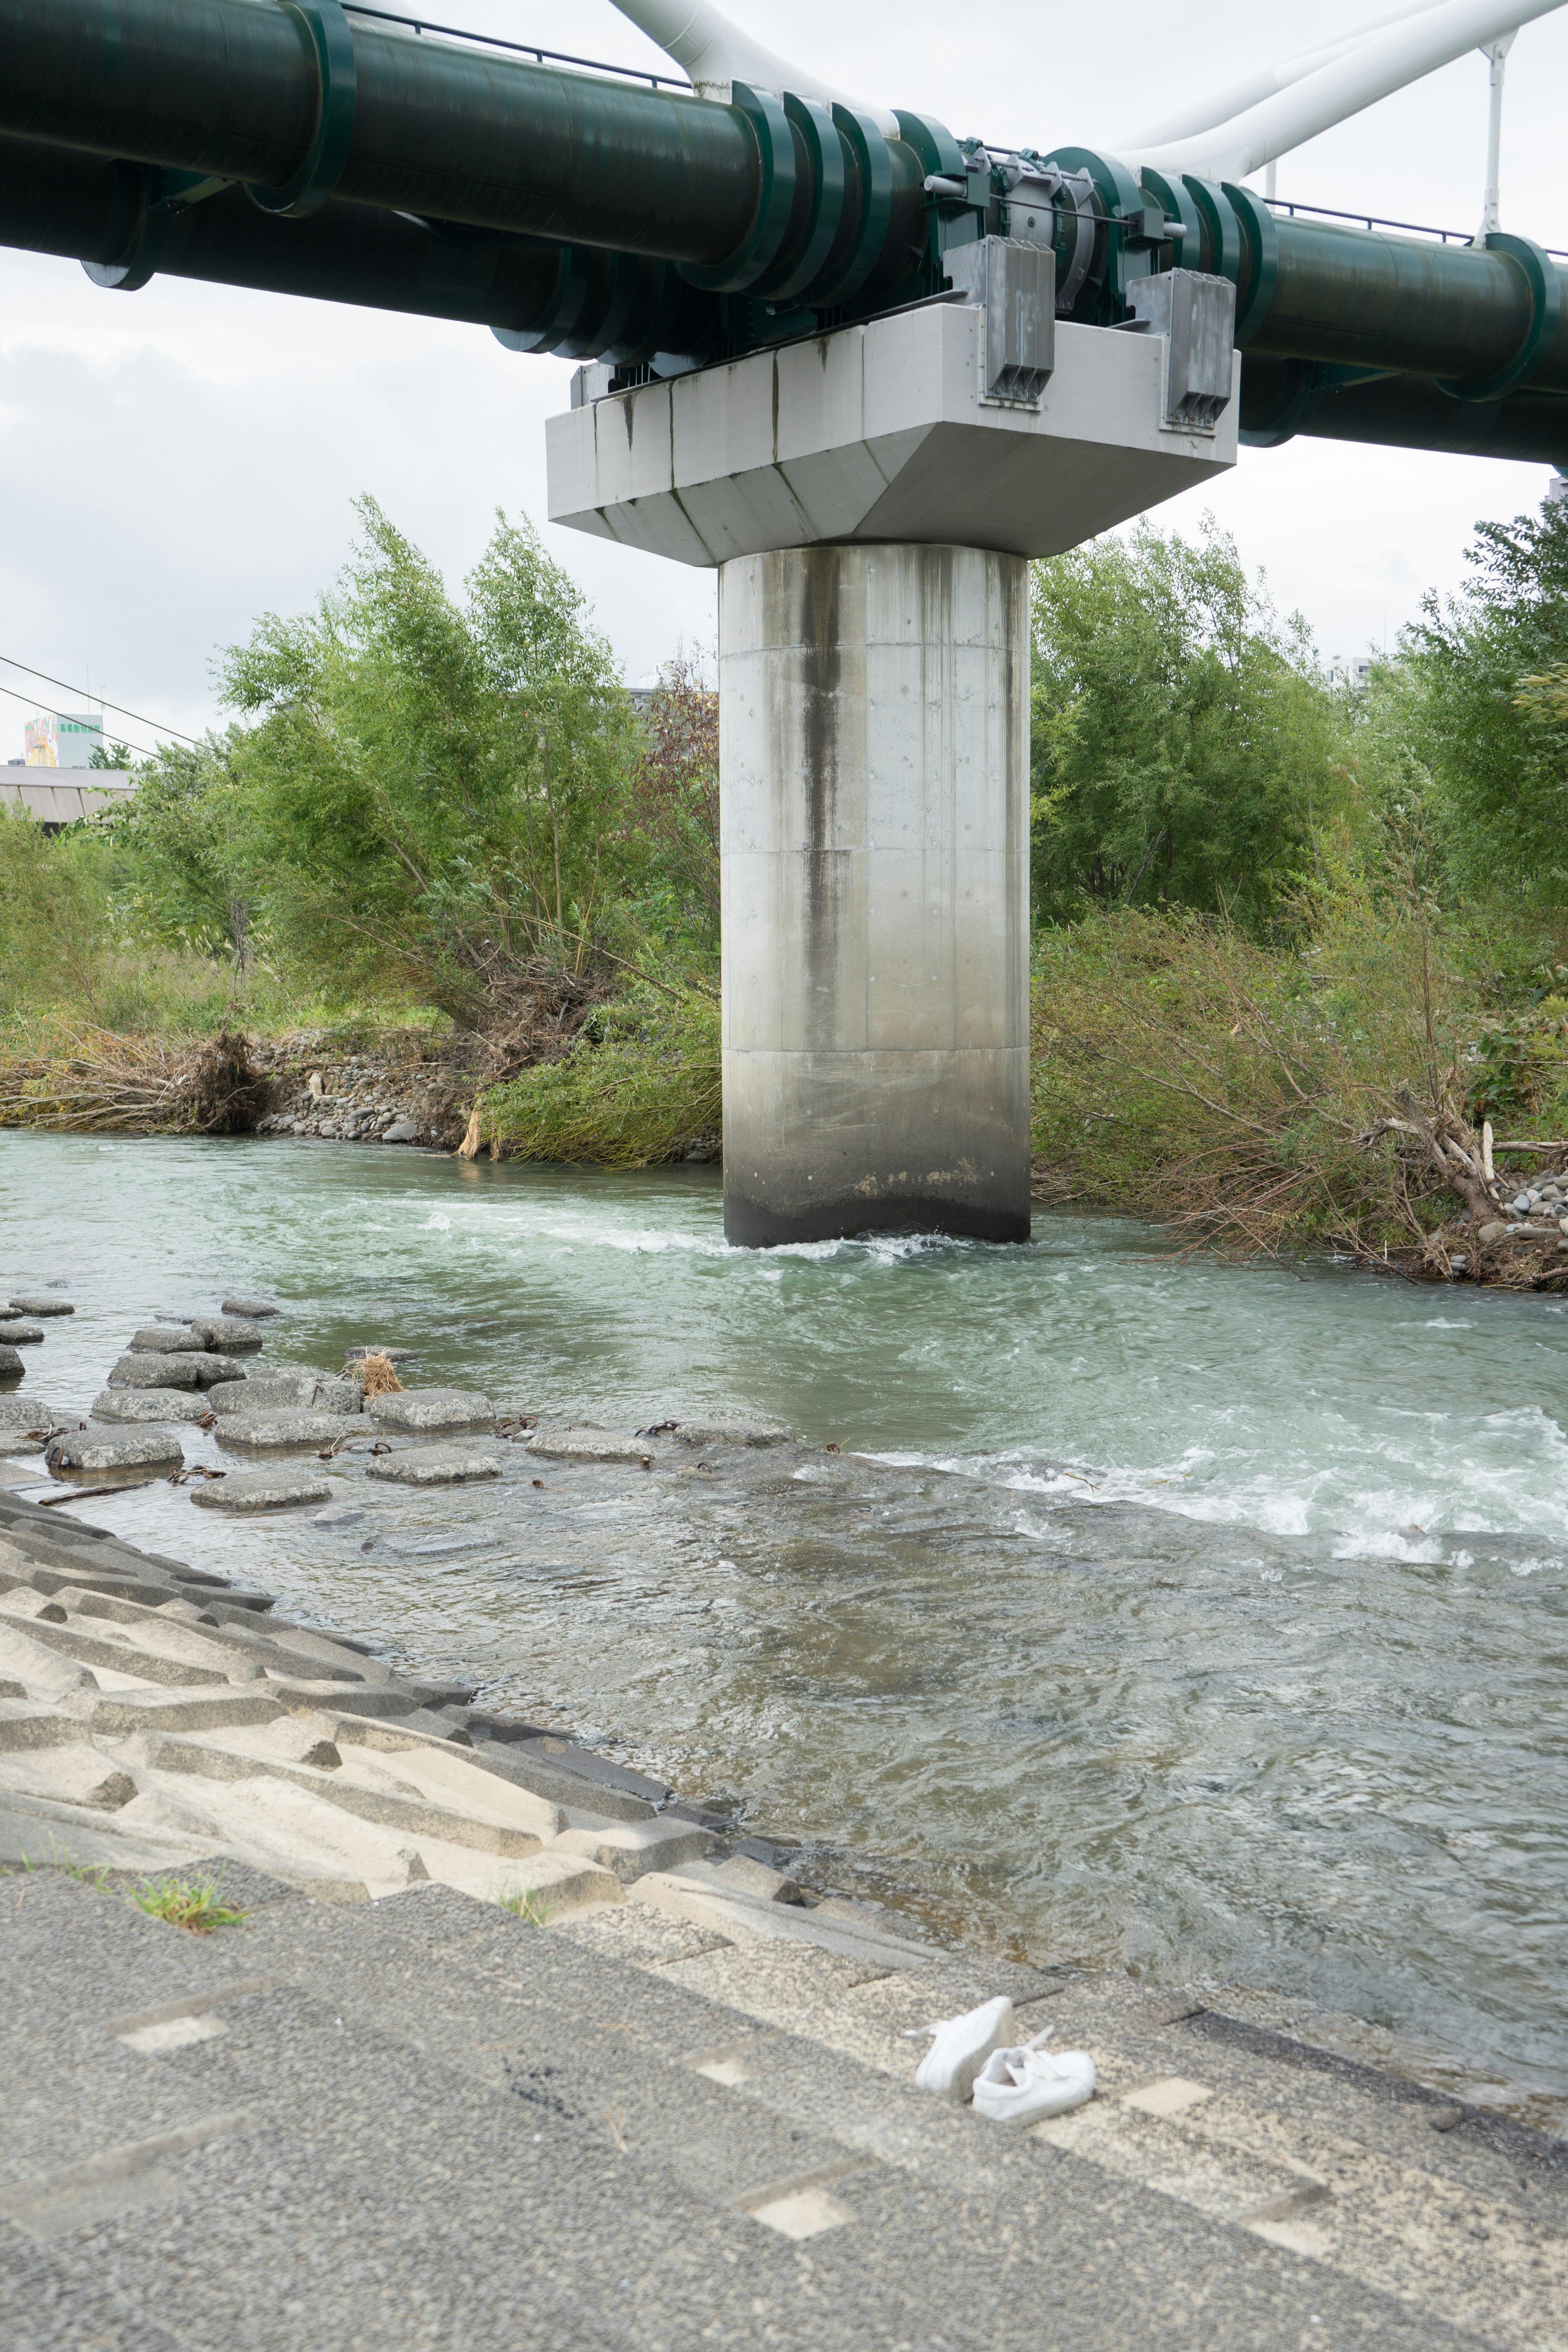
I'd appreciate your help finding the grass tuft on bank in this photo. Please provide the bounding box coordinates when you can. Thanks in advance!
[481,980,719,1167]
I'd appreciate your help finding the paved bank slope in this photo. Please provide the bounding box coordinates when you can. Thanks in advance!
[0,1492,1563,2346]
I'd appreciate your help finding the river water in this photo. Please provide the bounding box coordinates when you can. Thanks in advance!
[3,1131,1566,2123]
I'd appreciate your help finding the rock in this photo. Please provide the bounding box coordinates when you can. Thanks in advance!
[128,1325,202,1353]
[108,1351,206,1390]
[8,1296,73,1316]
[44,1428,184,1473]
[187,1314,265,1354]
[365,1448,507,1487]
[672,1417,791,1448]
[191,1469,332,1512]
[216,1410,354,1449]
[0,1346,23,1381]
[527,1425,653,1463]
[222,1297,278,1318]
[209,1371,361,1417]
[367,1388,493,1433]
[1511,1194,1531,1214]
[381,1117,421,1143]
[0,1321,44,1344]
[1478,1221,1508,1243]
[0,1395,68,1430]
[91,1388,216,1424]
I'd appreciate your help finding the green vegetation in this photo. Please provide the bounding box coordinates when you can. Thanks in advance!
[1030,519,1350,931]
[494,1882,551,1924]
[5,486,1568,1278]
[127,1870,249,1934]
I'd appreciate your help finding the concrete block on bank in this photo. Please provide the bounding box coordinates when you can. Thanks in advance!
[91,1388,214,1425]
[466,1737,655,1824]
[0,1698,96,1752]
[0,1321,44,1344]
[495,1849,624,1914]
[221,1298,278,1319]
[555,1817,717,1883]
[8,1296,73,1317]
[710,1853,807,1904]
[0,1347,23,1381]
[365,1448,506,1487]
[191,1469,332,1510]
[673,1419,791,1448]
[366,1389,494,1433]
[90,1687,285,1735]
[44,1428,184,1474]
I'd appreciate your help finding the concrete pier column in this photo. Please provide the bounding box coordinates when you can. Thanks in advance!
[719,542,1031,1247]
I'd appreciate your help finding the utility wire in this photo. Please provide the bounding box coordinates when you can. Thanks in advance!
[0,654,204,748]
[0,678,162,759]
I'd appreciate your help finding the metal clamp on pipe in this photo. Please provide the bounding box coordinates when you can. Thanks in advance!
[247,0,357,219]
[1437,231,1561,401]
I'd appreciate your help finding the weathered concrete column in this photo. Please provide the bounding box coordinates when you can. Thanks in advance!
[719,542,1031,1247]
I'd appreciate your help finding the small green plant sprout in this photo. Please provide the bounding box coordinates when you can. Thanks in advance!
[494,1882,550,1926]
[128,1870,248,1935]
[17,1841,114,1890]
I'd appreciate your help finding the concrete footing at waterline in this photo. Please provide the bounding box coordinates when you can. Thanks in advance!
[719,543,1032,1247]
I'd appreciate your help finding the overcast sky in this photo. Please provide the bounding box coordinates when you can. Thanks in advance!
[2,0,1565,759]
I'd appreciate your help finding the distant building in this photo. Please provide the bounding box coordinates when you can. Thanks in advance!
[24,709,105,767]
[1330,655,1375,692]
[1,770,133,830]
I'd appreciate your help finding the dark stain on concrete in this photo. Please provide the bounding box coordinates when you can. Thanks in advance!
[796,549,842,1051]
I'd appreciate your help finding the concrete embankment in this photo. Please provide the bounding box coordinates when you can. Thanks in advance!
[1,1488,1565,2345]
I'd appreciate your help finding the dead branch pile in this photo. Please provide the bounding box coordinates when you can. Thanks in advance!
[0,1027,268,1135]
[353,1352,404,1401]
[1029,909,1568,1290]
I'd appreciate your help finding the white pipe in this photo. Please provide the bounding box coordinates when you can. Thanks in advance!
[1479,30,1516,233]
[1118,0,1451,150]
[607,0,898,134]
[1136,0,1566,182]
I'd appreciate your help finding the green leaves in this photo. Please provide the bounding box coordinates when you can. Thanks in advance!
[1029,519,1350,934]
[215,497,637,1020]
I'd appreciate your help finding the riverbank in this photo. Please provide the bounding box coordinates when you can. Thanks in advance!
[4,1483,1567,2352]
[3,1149,1566,2140]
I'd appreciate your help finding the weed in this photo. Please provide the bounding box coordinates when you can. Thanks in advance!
[128,1870,248,1934]
[16,1841,115,1890]
[494,1883,550,1926]
[483,978,719,1166]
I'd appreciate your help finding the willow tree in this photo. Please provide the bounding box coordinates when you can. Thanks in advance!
[219,498,637,1021]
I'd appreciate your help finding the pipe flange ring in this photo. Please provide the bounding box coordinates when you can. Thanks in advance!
[248,0,358,220]
[1438,233,1560,403]
[680,82,799,295]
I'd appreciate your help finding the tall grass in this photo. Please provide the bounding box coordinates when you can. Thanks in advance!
[482,980,719,1166]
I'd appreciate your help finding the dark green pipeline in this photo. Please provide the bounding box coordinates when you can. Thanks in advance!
[0,0,1566,434]
[0,131,718,362]
[1239,354,1568,465]
[0,0,932,307]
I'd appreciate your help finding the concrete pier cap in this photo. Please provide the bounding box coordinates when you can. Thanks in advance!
[548,294,1238,1246]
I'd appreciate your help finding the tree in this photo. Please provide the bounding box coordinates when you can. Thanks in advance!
[107,734,259,971]
[1029,520,1351,931]
[1404,491,1568,903]
[218,498,637,1021]
[625,647,719,953]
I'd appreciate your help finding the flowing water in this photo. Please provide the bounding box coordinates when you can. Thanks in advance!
[3,1131,1566,2123]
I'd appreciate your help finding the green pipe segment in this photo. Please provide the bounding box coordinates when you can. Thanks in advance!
[1239,354,1568,465]
[0,129,715,361]
[0,0,1564,412]
[0,0,761,264]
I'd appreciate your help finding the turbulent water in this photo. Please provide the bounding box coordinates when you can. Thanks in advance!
[3,1131,1566,2123]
